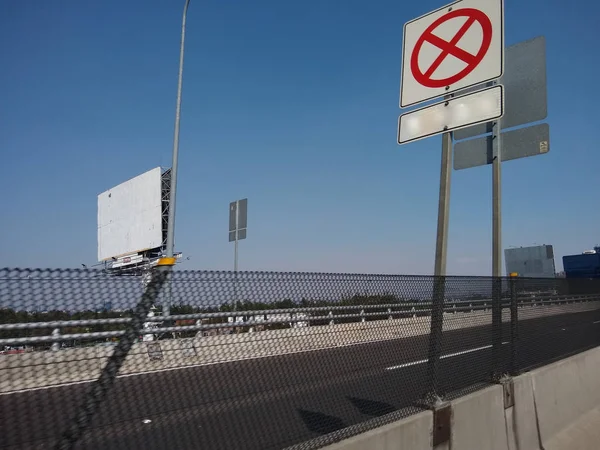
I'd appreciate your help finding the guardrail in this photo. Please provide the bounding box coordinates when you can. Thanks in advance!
[1,294,597,347]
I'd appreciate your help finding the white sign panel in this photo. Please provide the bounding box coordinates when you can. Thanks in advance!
[398,85,504,144]
[400,0,504,108]
[97,167,164,261]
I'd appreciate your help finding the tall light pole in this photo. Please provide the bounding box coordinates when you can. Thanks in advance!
[164,0,191,318]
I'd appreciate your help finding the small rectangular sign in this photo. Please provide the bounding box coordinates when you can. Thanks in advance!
[238,198,248,230]
[229,201,237,232]
[398,85,504,145]
[146,342,163,361]
[454,122,550,170]
[228,198,248,242]
[180,339,196,358]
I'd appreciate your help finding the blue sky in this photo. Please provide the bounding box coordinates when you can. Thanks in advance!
[1,0,598,275]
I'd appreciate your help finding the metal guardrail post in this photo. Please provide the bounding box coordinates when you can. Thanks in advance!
[51,328,60,352]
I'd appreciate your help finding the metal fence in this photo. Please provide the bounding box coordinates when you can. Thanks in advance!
[1,267,599,450]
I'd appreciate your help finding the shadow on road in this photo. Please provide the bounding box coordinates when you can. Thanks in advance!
[297,409,347,435]
[347,396,397,417]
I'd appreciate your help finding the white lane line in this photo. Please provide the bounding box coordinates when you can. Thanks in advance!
[386,342,509,371]
[593,320,600,324]
[384,358,428,370]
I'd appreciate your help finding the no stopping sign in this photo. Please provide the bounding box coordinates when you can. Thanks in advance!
[400,0,504,107]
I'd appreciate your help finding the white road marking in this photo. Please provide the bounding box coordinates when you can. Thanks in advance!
[593,320,600,324]
[386,342,509,371]
[143,419,152,424]
[384,358,428,370]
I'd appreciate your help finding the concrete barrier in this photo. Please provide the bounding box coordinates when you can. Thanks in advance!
[320,410,433,450]
[506,373,539,450]
[0,347,101,393]
[529,346,600,450]
[451,385,508,450]
[319,346,600,450]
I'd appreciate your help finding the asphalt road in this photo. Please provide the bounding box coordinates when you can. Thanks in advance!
[1,308,599,450]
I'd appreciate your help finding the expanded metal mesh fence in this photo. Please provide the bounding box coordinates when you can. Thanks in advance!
[1,267,599,450]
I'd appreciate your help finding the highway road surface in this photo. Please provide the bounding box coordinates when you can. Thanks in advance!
[1,309,599,450]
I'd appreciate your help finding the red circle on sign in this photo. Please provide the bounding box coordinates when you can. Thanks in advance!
[410,8,492,88]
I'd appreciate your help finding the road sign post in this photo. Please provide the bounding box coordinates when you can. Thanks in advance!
[491,90,503,378]
[428,123,453,398]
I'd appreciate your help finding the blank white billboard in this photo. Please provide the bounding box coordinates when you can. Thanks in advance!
[97,167,163,262]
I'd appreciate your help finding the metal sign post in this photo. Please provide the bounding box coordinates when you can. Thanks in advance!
[491,97,503,377]
[492,113,502,279]
[234,202,239,312]
[428,125,453,396]
[434,128,452,280]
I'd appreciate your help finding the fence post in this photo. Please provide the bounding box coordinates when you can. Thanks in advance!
[509,273,519,375]
[426,276,445,400]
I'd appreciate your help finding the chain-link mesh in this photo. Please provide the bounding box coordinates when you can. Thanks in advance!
[1,268,599,449]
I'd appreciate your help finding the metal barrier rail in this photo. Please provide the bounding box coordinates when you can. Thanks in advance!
[1,293,594,330]
[1,294,597,346]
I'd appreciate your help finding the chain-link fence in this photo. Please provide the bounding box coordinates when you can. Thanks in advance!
[1,267,599,450]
